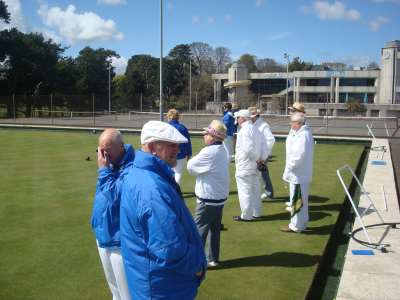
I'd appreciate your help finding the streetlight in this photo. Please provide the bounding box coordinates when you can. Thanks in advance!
[189,56,192,112]
[107,64,111,113]
[159,0,164,121]
[284,53,290,116]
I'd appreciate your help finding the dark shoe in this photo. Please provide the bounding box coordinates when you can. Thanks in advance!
[233,216,252,222]
[220,223,227,231]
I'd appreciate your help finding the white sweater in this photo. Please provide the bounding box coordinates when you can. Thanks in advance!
[254,117,275,157]
[235,121,267,176]
[282,125,314,184]
[187,143,229,205]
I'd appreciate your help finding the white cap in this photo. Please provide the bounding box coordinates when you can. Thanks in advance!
[141,120,188,144]
[234,109,251,119]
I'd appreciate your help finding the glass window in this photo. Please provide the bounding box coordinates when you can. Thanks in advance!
[339,78,375,86]
[299,78,331,86]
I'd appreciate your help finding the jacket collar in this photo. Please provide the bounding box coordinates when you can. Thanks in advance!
[169,120,180,125]
[114,144,135,170]
[133,150,175,182]
[290,124,308,136]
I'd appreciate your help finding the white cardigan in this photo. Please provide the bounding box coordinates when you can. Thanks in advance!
[254,117,275,157]
[282,125,314,184]
[187,143,229,205]
[235,121,267,176]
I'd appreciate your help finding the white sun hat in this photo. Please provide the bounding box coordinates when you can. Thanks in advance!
[141,120,188,144]
[233,109,251,119]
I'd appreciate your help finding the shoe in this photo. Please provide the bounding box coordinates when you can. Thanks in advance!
[208,261,220,267]
[280,226,297,233]
[233,216,252,222]
[220,223,227,231]
[252,216,262,220]
[285,206,293,213]
[285,201,292,207]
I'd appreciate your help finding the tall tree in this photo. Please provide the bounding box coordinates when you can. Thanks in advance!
[190,42,215,75]
[0,0,10,23]
[238,54,258,72]
[214,47,231,73]
[288,57,313,72]
[256,58,285,72]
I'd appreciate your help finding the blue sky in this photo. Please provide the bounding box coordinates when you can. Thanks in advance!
[1,0,399,73]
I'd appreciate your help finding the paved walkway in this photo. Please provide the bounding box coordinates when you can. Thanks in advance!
[336,138,400,300]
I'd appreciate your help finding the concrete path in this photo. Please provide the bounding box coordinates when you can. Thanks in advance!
[336,138,400,300]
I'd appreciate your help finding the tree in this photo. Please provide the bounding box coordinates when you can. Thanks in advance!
[238,54,258,73]
[256,58,285,72]
[288,57,313,72]
[0,0,10,23]
[214,47,231,73]
[190,42,215,75]
[366,61,380,70]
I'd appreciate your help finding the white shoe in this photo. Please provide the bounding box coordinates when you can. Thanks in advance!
[208,261,219,267]
[285,206,292,213]
[285,202,292,207]
[261,192,268,200]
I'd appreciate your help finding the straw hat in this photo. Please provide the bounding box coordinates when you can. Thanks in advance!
[203,120,227,141]
[166,108,180,120]
[289,102,305,113]
[141,121,188,144]
[248,106,261,117]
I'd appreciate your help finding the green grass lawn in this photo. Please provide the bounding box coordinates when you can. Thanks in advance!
[0,129,364,300]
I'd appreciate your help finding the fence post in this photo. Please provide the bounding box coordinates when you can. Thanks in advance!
[50,94,54,125]
[195,92,198,129]
[12,93,16,121]
[140,93,143,112]
[92,93,96,129]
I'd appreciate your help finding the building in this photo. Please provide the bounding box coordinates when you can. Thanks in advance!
[210,40,400,117]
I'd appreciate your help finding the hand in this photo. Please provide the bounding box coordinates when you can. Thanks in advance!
[195,269,203,277]
[97,147,109,168]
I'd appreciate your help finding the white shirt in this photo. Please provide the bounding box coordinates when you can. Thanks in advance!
[254,117,275,157]
[282,125,314,184]
[235,120,267,176]
[187,143,229,205]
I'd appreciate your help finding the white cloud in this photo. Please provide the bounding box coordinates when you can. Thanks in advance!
[32,27,63,43]
[97,0,127,5]
[207,16,215,24]
[265,31,291,41]
[313,1,361,21]
[369,16,390,31]
[192,15,200,23]
[224,14,232,23]
[111,56,128,75]
[0,0,26,31]
[255,0,265,7]
[37,4,124,44]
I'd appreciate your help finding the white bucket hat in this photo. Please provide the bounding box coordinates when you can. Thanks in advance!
[141,120,188,144]
[234,109,251,119]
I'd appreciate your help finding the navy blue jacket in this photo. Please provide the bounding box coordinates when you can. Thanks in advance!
[120,150,207,300]
[223,110,236,136]
[91,144,135,249]
[169,120,192,159]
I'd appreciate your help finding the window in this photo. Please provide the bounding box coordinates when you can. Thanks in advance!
[339,78,375,86]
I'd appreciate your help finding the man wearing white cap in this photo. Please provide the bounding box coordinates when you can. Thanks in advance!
[281,112,314,233]
[187,120,230,268]
[120,121,207,300]
[233,109,268,221]
[248,107,275,200]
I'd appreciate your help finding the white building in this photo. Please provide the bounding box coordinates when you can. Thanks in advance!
[211,40,400,117]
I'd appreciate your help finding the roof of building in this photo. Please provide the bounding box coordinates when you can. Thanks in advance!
[385,40,400,48]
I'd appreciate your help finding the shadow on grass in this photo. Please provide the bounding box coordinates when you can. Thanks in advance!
[309,195,330,203]
[182,191,238,199]
[309,203,342,211]
[303,224,334,235]
[217,252,321,269]
[254,211,331,222]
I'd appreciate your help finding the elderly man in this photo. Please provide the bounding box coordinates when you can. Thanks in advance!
[91,128,134,300]
[187,120,229,268]
[167,108,192,184]
[120,121,207,300]
[281,112,314,233]
[222,102,235,161]
[233,109,267,222]
[248,106,276,200]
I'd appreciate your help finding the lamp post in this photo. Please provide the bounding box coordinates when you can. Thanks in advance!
[189,57,192,112]
[284,53,290,116]
[108,64,111,113]
[159,0,164,121]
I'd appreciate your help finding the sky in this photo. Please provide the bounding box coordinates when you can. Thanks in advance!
[1,0,399,74]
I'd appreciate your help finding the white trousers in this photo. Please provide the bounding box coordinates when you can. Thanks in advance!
[288,182,310,232]
[236,173,261,220]
[173,158,185,184]
[223,136,234,159]
[97,245,131,300]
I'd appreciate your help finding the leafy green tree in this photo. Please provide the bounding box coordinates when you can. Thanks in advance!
[238,54,258,72]
[0,0,10,23]
[288,57,313,72]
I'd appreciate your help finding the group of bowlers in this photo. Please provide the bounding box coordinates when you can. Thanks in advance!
[90,102,314,300]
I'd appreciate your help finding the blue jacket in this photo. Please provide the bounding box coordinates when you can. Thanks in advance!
[223,110,236,136]
[90,144,135,249]
[169,120,192,159]
[120,150,207,300]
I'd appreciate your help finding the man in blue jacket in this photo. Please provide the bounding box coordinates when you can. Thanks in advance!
[167,109,192,184]
[91,128,134,300]
[222,102,235,161]
[120,121,207,300]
